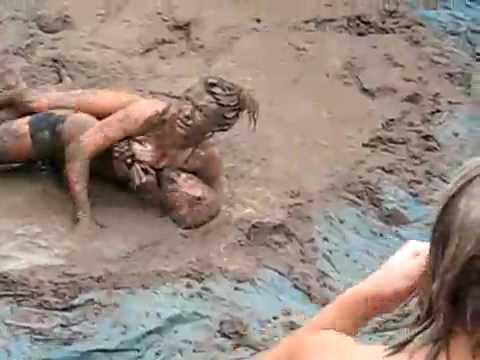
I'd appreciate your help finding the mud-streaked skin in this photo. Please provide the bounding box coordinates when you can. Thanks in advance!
[0,109,222,229]
[0,76,258,229]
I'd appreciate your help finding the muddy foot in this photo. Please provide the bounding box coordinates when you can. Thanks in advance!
[0,68,27,92]
[0,68,28,108]
[68,216,106,241]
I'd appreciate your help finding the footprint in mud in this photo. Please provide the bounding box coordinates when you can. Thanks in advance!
[246,221,299,250]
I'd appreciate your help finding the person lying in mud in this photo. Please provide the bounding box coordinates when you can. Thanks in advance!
[0,73,258,231]
[257,157,480,360]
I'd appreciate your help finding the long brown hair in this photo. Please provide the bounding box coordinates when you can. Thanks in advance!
[387,157,480,359]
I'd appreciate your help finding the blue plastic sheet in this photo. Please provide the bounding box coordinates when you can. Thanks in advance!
[0,270,319,360]
[3,3,480,359]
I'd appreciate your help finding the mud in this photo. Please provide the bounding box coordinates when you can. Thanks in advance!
[0,0,475,354]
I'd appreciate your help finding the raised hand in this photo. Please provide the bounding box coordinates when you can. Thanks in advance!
[361,239,430,313]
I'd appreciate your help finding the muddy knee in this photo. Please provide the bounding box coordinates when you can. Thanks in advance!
[158,168,221,229]
[0,107,22,124]
[0,118,33,162]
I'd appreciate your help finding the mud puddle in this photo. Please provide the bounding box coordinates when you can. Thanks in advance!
[0,0,477,358]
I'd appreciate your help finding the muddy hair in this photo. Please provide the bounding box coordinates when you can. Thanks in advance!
[387,157,480,360]
[178,76,259,146]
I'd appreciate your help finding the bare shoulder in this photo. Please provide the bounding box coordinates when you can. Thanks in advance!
[257,329,394,360]
[303,331,396,360]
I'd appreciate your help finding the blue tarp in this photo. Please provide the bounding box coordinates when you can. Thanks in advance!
[3,3,480,359]
[0,271,319,359]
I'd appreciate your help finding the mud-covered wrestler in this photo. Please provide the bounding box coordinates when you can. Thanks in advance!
[0,73,259,230]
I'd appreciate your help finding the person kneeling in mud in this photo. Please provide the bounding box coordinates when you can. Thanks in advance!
[257,157,480,360]
[0,74,258,231]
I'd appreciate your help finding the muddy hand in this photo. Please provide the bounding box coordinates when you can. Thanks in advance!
[77,212,107,229]
[70,213,106,240]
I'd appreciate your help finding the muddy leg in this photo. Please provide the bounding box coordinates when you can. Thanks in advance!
[0,118,37,171]
[5,87,143,119]
[178,139,224,197]
[0,69,73,116]
[0,68,28,113]
[0,110,111,230]
[0,117,35,163]
[5,111,102,228]
[0,107,24,124]
[143,139,224,228]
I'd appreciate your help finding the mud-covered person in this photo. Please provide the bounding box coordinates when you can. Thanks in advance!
[0,72,259,231]
[256,157,480,360]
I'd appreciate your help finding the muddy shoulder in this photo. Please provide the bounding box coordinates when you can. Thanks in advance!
[0,2,471,307]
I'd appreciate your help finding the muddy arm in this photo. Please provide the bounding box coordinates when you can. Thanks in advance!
[170,142,224,229]
[178,140,224,196]
[255,284,388,360]
[65,99,170,225]
[7,88,143,119]
[100,138,223,229]
[147,140,224,229]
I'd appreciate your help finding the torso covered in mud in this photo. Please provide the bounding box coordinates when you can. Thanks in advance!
[92,135,220,229]
[105,135,207,188]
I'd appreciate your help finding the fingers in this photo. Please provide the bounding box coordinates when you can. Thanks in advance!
[403,239,429,254]
[397,240,430,278]
[385,240,430,267]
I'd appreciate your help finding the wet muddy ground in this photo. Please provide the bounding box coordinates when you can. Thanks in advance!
[0,0,476,356]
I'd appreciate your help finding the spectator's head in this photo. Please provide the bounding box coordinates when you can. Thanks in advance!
[389,157,480,360]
